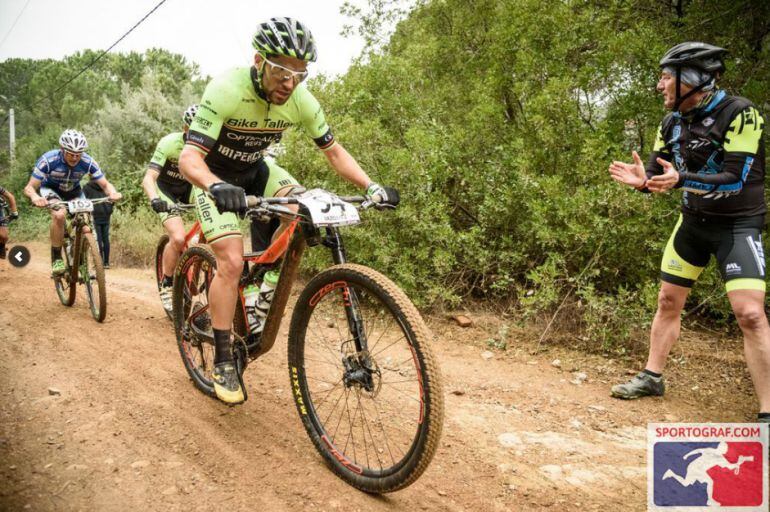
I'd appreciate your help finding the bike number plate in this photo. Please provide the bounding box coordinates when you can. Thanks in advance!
[67,198,94,214]
[297,189,360,227]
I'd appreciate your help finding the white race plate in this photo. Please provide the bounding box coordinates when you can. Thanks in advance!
[67,198,94,214]
[296,189,360,227]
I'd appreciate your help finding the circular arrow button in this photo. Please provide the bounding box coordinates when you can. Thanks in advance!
[8,245,30,268]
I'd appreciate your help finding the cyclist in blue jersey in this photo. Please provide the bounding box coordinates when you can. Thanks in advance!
[23,129,122,276]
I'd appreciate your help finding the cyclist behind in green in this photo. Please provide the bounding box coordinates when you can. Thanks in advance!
[608,42,770,424]
[179,17,399,404]
[23,130,122,276]
[142,104,198,314]
[0,185,19,260]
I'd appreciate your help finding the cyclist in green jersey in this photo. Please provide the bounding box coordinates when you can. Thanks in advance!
[179,17,399,404]
[142,104,198,313]
[608,42,770,424]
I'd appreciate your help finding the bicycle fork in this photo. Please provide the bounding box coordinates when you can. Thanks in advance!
[325,229,376,392]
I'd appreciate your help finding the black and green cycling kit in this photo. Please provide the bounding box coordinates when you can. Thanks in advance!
[644,90,766,290]
[148,132,192,222]
[186,66,335,242]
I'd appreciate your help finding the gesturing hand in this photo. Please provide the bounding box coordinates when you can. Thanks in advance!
[647,158,679,193]
[608,151,647,189]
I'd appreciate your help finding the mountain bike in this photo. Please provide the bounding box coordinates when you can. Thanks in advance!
[153,203,200,319]
[48,197,112,322]
[172,189,444,493]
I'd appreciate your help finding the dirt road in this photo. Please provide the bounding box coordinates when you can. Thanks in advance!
[0,243,758,511]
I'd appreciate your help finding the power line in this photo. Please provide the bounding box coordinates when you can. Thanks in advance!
[43,0,170,103]
[0,0,33,52]
[2,0,170,124]
[2,0,172,155]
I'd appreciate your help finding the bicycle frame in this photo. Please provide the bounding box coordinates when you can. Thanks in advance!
[242,219,304,358]
[179,194,373,362]
[238,217,366,361]
[64,211,92,283]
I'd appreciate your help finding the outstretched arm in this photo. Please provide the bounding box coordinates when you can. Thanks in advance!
[23,176,48,207]
[323,143,372,190]
[93,177,121,201]
[683,448,706,459]
[179,147,221,190]
[141,169,161,200]
[608,151,648,190]
[2,189,17,213]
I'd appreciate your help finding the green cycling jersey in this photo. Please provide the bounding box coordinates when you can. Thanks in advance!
[148,132,190,199]
[185,67,335,183]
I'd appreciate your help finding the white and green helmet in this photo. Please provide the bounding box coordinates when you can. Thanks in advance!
[252,17,317,62]
[182,104,199,128]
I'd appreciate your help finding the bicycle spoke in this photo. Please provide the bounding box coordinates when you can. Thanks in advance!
[293,269,442,488]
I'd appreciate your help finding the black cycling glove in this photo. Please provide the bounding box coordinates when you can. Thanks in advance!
[209,182,247,213]
[151,198,168,213]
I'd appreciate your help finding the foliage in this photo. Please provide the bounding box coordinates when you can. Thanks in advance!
[2,2,770,350]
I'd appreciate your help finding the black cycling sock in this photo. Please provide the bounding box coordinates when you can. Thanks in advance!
[759,412,770,419]
[0,243,5,259]
[51,246,62,261]
[161,275,173,287]
[213,328,232,365]
[643,369,662,378]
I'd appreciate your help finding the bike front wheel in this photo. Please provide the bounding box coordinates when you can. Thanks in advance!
[81,232,106,322]
[54,239,76,307]
[288,263,444,493]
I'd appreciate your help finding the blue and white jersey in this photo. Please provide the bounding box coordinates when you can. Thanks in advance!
[31,149,104,193]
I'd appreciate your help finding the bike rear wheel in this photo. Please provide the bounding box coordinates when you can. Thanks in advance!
[173,244,217,397]
[288,263,444,493]
[81,232,107,322]
[54,239,76,307]
[155,234,173,319]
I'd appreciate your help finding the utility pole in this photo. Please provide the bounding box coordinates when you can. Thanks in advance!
[9,108,15,161]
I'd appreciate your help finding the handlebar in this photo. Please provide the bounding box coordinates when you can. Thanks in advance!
[45,197,115,210]
[168,203,196,213]
[244,194,374,208]
[243,194,379,221]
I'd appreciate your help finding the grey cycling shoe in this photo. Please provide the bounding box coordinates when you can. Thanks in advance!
[611,372,665,399]
[212,362,245,405]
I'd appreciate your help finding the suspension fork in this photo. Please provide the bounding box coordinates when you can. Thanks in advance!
[69,218,83,284]
[325,228,369,354]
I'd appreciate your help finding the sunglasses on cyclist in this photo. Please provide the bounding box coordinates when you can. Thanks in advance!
[262,58,309,84]
[62,150,83,158]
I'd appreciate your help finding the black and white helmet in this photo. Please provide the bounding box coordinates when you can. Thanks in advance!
[182,104,199,128]
[59,129,88,153]
[659,42,727,110]
[660,42,727,74]
[252,17,317,62]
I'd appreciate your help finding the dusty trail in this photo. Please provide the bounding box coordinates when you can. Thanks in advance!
[0,242,757,511]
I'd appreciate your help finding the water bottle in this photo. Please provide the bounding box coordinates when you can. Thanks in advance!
[244,284,260,333]
[245,270,279,334]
